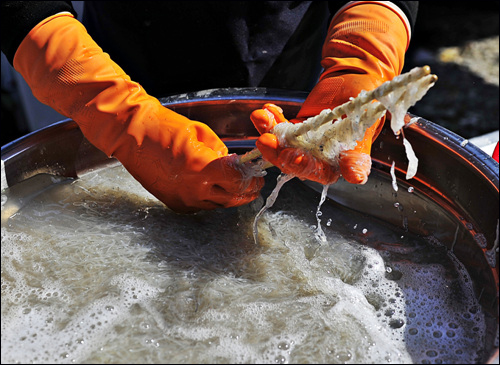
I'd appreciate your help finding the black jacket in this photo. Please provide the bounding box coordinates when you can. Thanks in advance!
[1,1,418,96]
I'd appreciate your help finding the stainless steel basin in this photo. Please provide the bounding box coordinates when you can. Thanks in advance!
[2,88,498,363]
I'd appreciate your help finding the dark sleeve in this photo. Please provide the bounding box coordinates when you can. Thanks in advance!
[392,1,419,31]
[328,1,419,32]
[1,1,77,64]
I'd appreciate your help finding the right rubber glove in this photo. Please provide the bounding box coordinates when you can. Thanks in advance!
[13,13,264,213]
[252,2,410,185]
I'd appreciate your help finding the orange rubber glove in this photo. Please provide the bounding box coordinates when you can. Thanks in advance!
[251,2,410,185]
[251,103,342,185]
[13,13,264,213]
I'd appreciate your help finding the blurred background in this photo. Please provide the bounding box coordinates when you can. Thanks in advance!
[2,1,499,150]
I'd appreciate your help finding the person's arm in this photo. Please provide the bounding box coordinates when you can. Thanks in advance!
[3,8,263,213]
[251,1,414,185]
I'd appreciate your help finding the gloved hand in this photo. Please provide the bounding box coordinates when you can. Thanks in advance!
[251,2,410,185]
[13,13,264,213]
[251,103,342,185]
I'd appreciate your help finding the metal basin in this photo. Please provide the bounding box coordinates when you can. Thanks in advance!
[1,88,498,363]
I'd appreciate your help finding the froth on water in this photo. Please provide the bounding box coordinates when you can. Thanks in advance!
[1,164,487,363]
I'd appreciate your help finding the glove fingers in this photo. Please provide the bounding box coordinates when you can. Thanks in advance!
[167,156,264,213]
[278,148,340,185]
[256,133,340,185]
[262,103,289,124]
[250,103,289,135]
[255,133,281,164]
[339,150,372,184]
[164,177,264,214]
[207,183,262,208]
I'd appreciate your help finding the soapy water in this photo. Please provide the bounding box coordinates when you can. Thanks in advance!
[1,164,487,364]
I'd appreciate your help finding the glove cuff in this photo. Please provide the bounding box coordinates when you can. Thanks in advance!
[321,2,409,83]
[330,1,412,49]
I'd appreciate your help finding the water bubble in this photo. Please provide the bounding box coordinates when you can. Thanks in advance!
[426,350,438,358]
[335,351,352,362]
[277,341,290,350]
[362,228,368,234]
[433,331,442,338]
[389,319,405,329]
[408,187,414,193]
[274,355,287,364]
[408,328,418,335]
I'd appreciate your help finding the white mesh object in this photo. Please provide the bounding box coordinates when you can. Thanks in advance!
[240,66,437,176]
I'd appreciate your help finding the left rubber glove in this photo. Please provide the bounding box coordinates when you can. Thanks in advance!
[13,13,264,213]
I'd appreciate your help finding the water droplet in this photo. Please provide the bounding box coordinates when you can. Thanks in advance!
[408,186,414,193]
[473,233,487,248]
[362,228,368,234]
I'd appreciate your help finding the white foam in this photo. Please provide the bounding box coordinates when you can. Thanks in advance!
[1,164,487,363]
